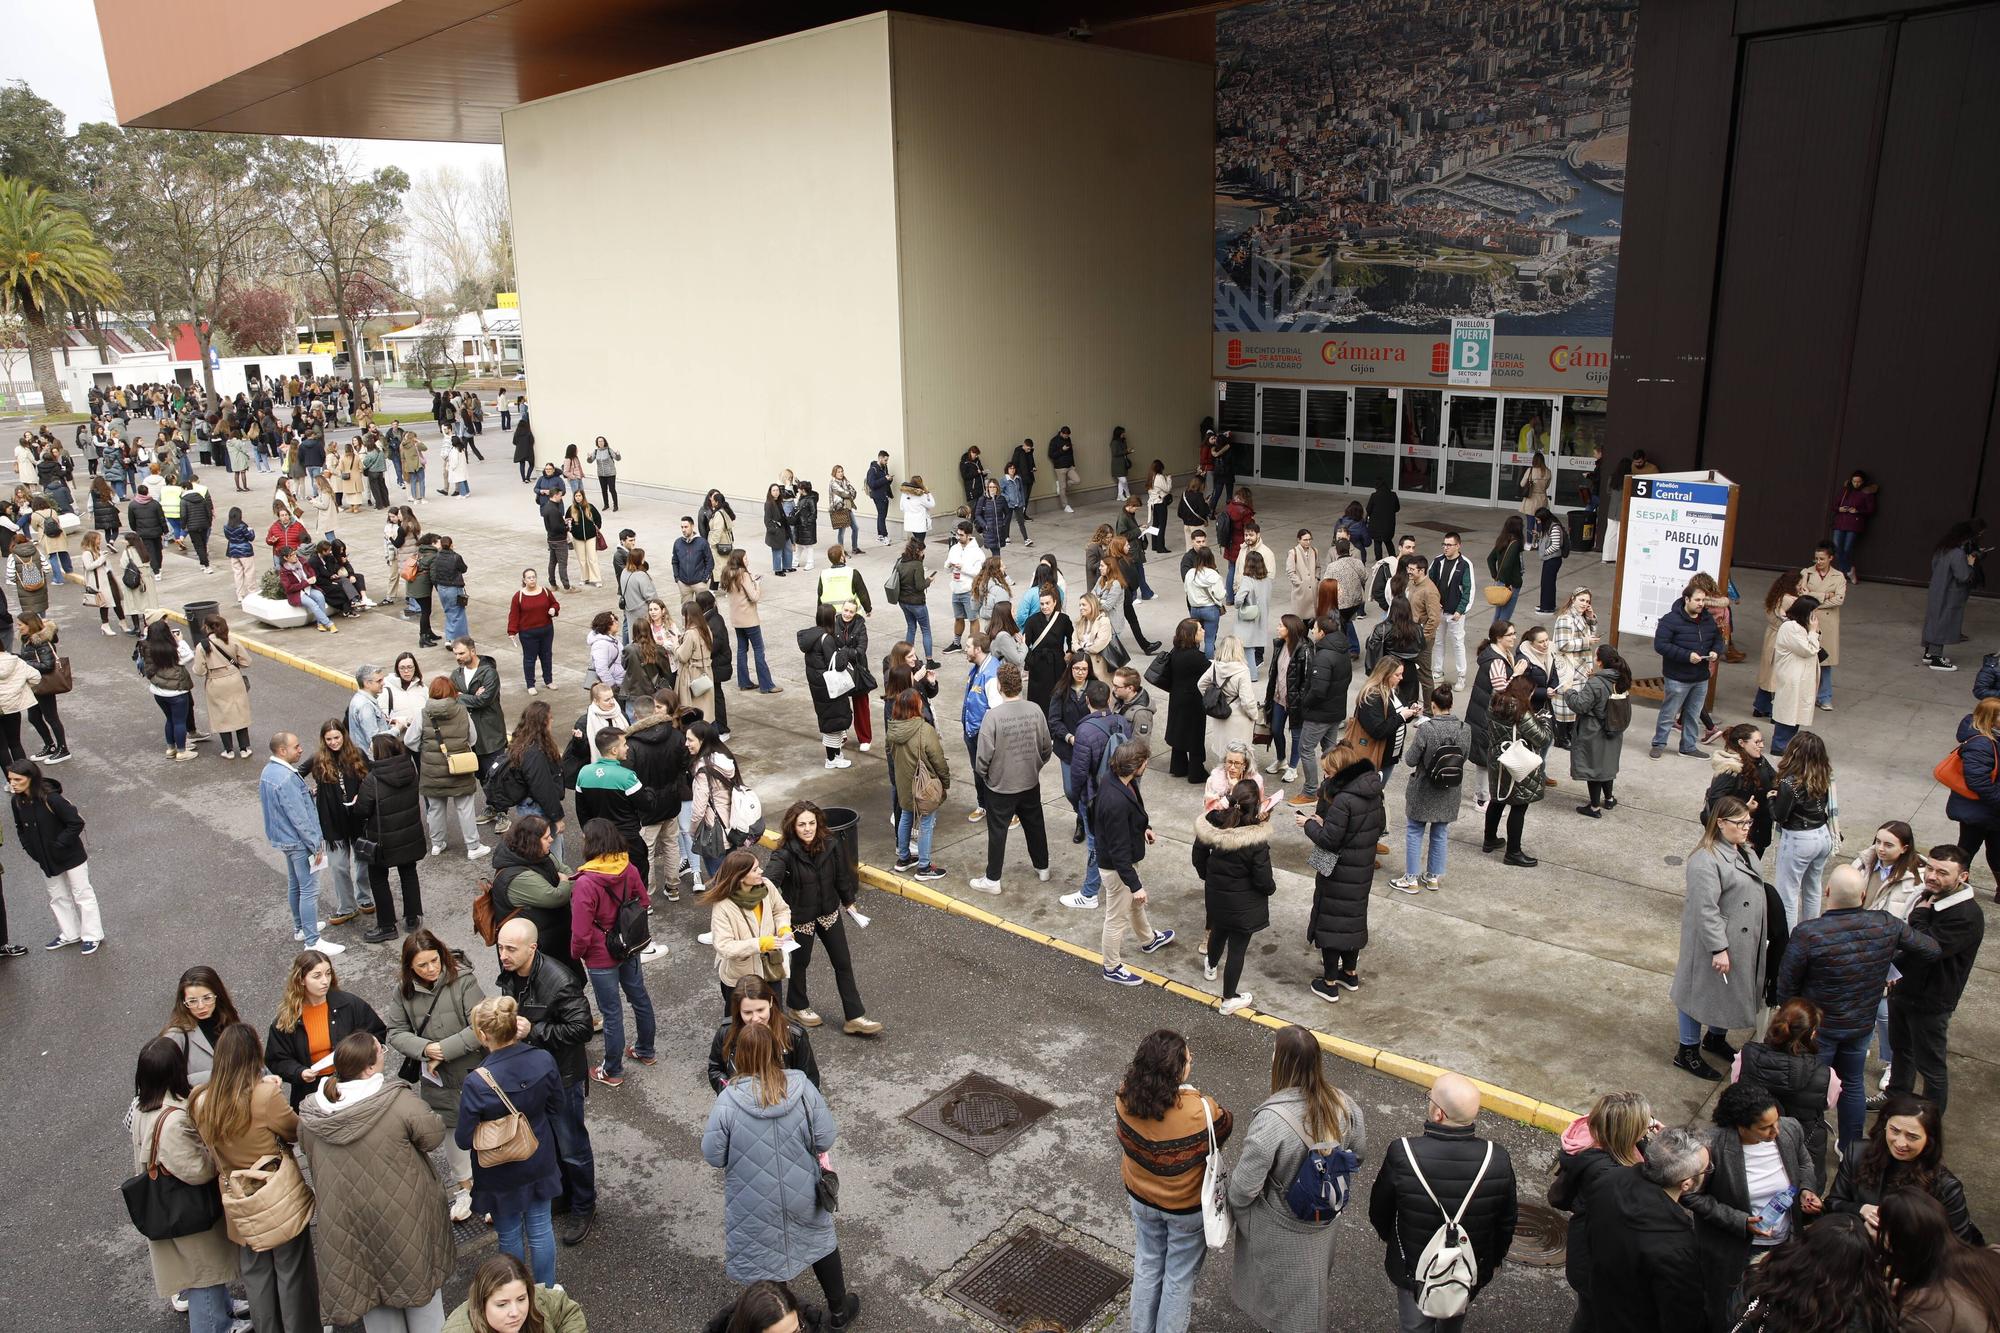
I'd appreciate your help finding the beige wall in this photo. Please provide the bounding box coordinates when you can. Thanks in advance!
[502,17,905,500]
[887,15,1213,508]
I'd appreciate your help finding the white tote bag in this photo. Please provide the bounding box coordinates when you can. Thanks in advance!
[1496,723,1544,791]
[1194,1088,1230,1248]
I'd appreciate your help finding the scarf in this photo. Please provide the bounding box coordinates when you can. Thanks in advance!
[730,882,768,912]
[580,852,629,877]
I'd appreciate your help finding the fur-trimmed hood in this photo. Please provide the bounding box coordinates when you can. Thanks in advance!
[1194,811,1274,849]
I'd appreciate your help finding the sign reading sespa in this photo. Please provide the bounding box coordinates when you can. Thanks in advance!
[1616,473,1735,645]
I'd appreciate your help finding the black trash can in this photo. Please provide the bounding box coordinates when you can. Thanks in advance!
[1567,510,1595,554]
[183,600,221,648]
[821,805,862,878]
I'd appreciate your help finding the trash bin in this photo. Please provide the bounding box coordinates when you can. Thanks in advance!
[183,600,220,647]
[1567,510,1595,554]
[821,805,862,877]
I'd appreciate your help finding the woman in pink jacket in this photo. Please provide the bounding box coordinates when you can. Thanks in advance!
[569,818,655,1087]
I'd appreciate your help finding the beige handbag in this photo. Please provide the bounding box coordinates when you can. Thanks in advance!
[432,718,480,776]
[472,1067,540,1166]
[221,1152,314,1251]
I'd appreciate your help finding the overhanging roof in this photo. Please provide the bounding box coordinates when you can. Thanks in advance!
[95,0,1223,143]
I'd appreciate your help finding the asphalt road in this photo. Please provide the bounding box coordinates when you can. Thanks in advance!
[0,609,1575,1332]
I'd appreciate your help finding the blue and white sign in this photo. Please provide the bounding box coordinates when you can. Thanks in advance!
[1616,470,1736,644]
[1448,317,1493,387]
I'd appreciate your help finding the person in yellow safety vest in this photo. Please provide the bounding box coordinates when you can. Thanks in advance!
[160,477,188,550]
[814,545,873,615]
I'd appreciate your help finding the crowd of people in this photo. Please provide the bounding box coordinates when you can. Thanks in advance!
[6,393,1987,1333]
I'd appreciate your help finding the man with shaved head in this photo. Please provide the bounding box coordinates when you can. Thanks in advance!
[1368,1071,1519,1331]
[495,914,598,1246]
[1776,861,1942,1157]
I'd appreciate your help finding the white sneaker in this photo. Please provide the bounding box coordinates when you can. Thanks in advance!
[1203,957,1217,981]
[640,941,667,961]
[293,929,305,941]
[1219,994,1253,1015]
[1037,867,1050,882]
[450,1193,474,1222]
[697,931,714,945]
[968,877,1003,894]
[1263,758,1283,775]
[1390,875,1421,895]
[1281,766,1298,783]
[1879,1065,1892,1091]
[1059,891,1099,909]
[314,939,347,956]
[858,742,871,753]
[467,844,490,860]
[173,1295,190,1314]
[825,757,853,770]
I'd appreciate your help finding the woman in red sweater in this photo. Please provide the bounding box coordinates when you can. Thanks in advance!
[506,568,561,693]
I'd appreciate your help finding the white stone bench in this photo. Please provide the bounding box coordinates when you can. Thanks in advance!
[240,593,312,630]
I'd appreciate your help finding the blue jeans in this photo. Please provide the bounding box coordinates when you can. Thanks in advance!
[588,957,656,1077]
[901,604,933,658]
[438,585,468,641]
[677,804,695,882]
[1405,818,1449,879]
[735,626,775,691]
[297,588,333,628]
[1875,995,1893,1065]
[897,808,938,866]
[1775,824,1834,926]
[283,846,321,946]
[1678,1010,1728,1045]
[409,466,426,501]
[1081,824,1101,899]
[1268,704,1303,766]
[182,1284,232,1333]
[1772,721,1797,754]
[519,625,554,686]
[771,544,793,574]
[1223,562,1237,604]
[1817,1026,1872,1151]
[1128,1197,1207,1333]
[551,1078,596,1215]
[1817,663,1833,708]
[1651,676,1708,750]
[1190,604,1220,654]
[494,1198,556,1287]
[1494,586,1521,624]
[1830,528,1857,573]
[156,692,191,749]
[1752,687,1773,716]
[836,521,859,551]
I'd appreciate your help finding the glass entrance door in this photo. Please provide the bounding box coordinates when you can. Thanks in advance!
[1256,386,1303,483]
[1302,388,1348,487]
[1556,395,1607,508]
[1349,387,1398,492]
[1499,397,1556,509]
[1397,388,1442,496]
[1443,392,1498,501]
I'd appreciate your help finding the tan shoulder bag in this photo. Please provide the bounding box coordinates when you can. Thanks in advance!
[472,1067,540,1165]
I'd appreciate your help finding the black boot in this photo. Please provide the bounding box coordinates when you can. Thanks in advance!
[1701,1031,1737,1061]
[830,1293,862,1330]
[1072,816,1085,844]
[1672,1043,1723,1081]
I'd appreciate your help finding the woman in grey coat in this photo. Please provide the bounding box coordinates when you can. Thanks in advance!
[1393,685,1468,893]
[701,1023,860,1329]
[1226,1025,1366,1333]
[1562,645,1632,818]
[1668,797,1769,1081]
[384,929,486,1223]
[1686,1080,1819,1328]
[1921,521,1980,669]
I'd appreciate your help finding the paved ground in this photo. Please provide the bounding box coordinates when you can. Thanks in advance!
[0,622,1576,1332]
[45,391,2000,1246]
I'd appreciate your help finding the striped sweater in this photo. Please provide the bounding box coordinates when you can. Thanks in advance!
[1117,1087,1232,1214]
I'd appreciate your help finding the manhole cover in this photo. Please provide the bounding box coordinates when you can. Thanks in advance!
[907,1074,1055,1157]
[945,1225,1128,1330]
[1511,1201,1568,1266]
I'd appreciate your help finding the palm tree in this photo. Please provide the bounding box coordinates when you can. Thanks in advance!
[0,175,122,414]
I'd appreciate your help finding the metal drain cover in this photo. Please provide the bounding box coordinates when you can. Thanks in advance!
[945,1224,1128,1329]
[1510,1201,1569,1266]
[906,1074,1055,1157]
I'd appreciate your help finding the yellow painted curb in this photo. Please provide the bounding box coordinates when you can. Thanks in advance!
[1162,980,1220,1008]
[992,920,1054,946]
[1044,937,1105,965]
[164,610,354,689]
[1532,1103,1580,1135]
[1314,1031,1386,1070]
[1470,1079,1543,1126]
[942,899,1004,928]
[1375,1050,1451,1087]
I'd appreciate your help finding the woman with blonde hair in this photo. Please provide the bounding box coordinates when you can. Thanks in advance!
[1549,586,1599,747]
[1771,730,1836,925]
[78,528,126,636]
[701,1021,855,1326]
[1199,636,1257,769]
[1549,1091,1657,1330]
[971,555,1013,625]
[1669,796,1767,1081]
[1074,592,1114,683]
[297,1031,454,1333]
[455,996,565,1287]
[1225,1025,1364,1331]
[266,949,387,1108]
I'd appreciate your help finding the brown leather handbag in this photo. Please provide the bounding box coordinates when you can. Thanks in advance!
[472,1067,540,1165]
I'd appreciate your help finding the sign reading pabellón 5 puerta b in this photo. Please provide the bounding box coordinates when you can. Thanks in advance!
[1611,472,1738,647]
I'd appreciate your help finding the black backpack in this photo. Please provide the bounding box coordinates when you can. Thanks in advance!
[603,879,653,962]
[1424,728,1467,788]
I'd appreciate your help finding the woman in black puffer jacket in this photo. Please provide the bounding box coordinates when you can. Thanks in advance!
[1465,621,1516,808]
[353,733,429,943]
[798,605,856,769]
[1192,780,1275,1013]
[761,800,879,1037]
[1735,997,1834,1179]
[1298,743,1384,1004]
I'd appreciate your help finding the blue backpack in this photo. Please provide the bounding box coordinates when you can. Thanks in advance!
[1280,1109,1362,1222]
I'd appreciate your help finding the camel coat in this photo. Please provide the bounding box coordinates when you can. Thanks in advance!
[296,1077,453,1325]
[1769,621,1821,729]
[194,637,253,734]
[1286,543,1319,620]
[710,889,794,989]
[1797,565,1844,666]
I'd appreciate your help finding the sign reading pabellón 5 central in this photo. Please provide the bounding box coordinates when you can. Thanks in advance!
[1613,472,1737,646]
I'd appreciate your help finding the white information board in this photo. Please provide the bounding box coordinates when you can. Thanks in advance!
[1612,470,1737,646]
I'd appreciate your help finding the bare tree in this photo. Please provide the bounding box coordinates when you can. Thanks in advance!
[273,141,409,401]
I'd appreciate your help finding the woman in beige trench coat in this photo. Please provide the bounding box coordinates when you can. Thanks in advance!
[1768,598,1822,755]
[193,616,254,759]
[1798,545,1844,709]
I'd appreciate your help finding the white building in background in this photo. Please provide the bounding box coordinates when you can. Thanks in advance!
[61,352,337,408]
[2,318,173,407]
[377,308,524,376]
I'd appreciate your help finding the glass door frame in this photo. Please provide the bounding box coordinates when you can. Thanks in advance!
[1254,384,1303,485]
[1441,390,1500,504]
[1395,387,1443,498]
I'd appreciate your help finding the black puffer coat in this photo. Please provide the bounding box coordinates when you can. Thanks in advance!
[313,763,367,844]
[1466,644,1504,767]
[354,750,428,867]
[1302,758,1384,952]
[10,780,88,875]
[1737,1040,1832,1170]
[1192,813,1276,932]
[763,832,858,922]
[623,712,685,820]
[798,625,854,735]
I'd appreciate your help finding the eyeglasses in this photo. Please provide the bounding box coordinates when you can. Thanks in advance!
[1721,817,1753,828]
[184,992,217,1007]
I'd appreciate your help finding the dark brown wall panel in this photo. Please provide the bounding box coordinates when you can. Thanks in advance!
[1699,24,1889,570]
[1607,0,1736,473]
[1835,6,2000,578]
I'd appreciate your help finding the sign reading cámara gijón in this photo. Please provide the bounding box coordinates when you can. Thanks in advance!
[1615,473,1734,643]
[1447,318,1494,387]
